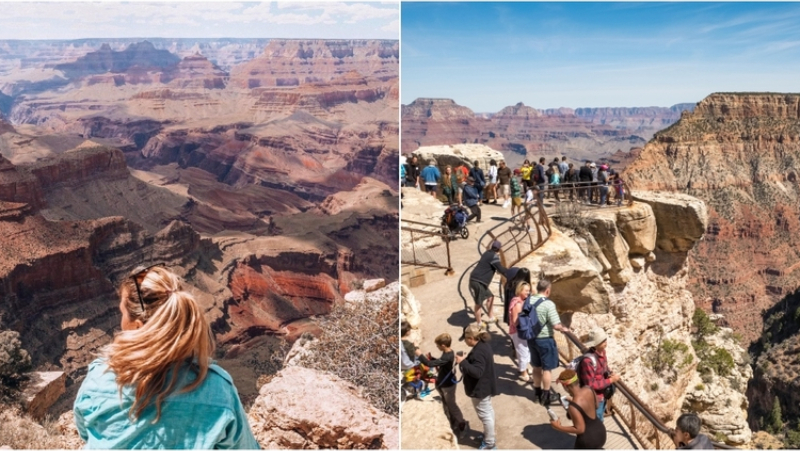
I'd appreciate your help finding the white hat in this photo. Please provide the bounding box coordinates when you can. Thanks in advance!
[582,327,607,348]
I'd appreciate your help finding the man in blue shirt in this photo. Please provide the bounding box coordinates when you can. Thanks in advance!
[420,160,442,196]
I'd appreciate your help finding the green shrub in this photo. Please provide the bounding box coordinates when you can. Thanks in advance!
[0,330,32,389]
[647,338,691,382]
[695,383,705,391]
[767,397,783,435]
[698,347,735,377]
[693,308,718,337]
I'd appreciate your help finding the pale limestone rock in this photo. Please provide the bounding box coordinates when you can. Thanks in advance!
[401,186,446,251]
[584,212,633,285]
[630,256,645,269]
[344,290,366,303]
[249,366,398,449]
[645,251,657,262]
[516,227,609,313]
[363,278,386,292]
[401,283,423,344]
[21,371,66,420]
[412,144,504,172]
[631,190,708,252]
[401,398,459,449]
[284,333,317,368]
[616,202,657,255]
[682,327,753,445]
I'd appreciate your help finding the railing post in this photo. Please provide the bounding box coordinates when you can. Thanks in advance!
[445,238,454,275]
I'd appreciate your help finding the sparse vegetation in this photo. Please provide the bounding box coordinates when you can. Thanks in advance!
[553,200,590,233]
[784,422,800,448]
[693,308,718,337]
[766,397,783,435]
[0,330,32,395]
[695,383,705,391]
[698,347,735,378]
[0,407,79,449]
[646,336,691,382]
[290,295,399,415]
[649,382,659,392]
[714,432,728,443]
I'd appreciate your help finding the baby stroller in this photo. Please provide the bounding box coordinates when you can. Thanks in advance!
[441,205,470,239]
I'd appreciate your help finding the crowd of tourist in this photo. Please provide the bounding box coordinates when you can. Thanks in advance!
[402,238,715,450]
[401,154,627,231]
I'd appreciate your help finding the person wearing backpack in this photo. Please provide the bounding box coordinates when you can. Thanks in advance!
[528,279,571,406]
[577,327,620,422]
[508,282,533,382]
[534,158,548,206]
[416,333,467,437]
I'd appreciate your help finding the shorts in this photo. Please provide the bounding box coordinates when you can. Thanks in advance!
[498,184,510,197]
[512,197,522,207]
[425,184,437,193]
[469,279,493,305]
[529,337,559,371]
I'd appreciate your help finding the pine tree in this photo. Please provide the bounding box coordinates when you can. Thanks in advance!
[767,397,783,434]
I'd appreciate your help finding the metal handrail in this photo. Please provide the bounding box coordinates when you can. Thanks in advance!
[476,201,552,269]
[400,218,455,275]
[524,179,635,207]
[555,331,736,449]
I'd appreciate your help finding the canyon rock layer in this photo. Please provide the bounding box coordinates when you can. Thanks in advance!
[401,97,693,167]
[0,38,398,418]
[622,92,800,431]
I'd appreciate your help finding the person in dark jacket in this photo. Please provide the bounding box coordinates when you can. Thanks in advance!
[417,333,466,436]
[406,155,421,189]
[535,157,548,205]
[456,324,498,450]
[578,161,593,203]
[462,177,482,223]
[565,163,580,202]
[469,240,507,326]
[503,267,531,325]
[671,414,714,449]
[469,160,487,203]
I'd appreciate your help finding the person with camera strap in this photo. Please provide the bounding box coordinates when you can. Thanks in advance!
[577,327,620,422]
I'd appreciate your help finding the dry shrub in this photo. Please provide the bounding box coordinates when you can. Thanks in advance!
[0,406,80,449]
[295,298,399,416]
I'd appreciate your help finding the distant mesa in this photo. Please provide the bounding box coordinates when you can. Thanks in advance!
[55,40,181,79]
[229,39,399,89]
[401,96,695,166]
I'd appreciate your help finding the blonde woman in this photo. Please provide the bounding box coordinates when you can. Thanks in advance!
[508,282,532,382]
[73,265,259,449]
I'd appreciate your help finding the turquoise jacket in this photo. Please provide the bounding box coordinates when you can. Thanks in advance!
[74,359,260,449]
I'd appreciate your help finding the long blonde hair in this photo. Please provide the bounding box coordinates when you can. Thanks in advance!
[105,266,214,421]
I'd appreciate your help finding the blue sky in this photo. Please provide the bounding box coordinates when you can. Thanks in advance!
[402,2,800,111]
[0,2,398,40]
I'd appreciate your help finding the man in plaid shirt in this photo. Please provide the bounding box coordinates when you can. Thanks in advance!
[578,327,621,422]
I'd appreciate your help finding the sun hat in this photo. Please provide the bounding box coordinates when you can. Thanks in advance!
[582,327,608,348]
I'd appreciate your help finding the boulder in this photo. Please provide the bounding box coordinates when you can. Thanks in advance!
[248,366,399,449]
[615,202,657,255]
[412,144,504,172]
[584,212,633,285]
[516,228,609,313]
[631,191,708,252]
[21,371,66,420]
[363,279,386,292]
[401,284,423,344]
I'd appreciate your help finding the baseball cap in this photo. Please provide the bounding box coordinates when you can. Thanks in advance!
[491,240,502,250]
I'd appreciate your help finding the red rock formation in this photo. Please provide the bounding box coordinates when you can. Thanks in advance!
[229,39,398,89]
[159,54,228,89]
[623,93,800,346]
[54,41,181,79]
[402,98,693,165]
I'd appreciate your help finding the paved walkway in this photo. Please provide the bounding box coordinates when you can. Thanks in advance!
[403,200,638,450]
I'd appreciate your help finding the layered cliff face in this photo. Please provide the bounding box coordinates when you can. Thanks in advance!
[229,39,398,89]
[622,93,800,344]
[622,93,800,434]
[529,193,752,444]
[402,97,693,166]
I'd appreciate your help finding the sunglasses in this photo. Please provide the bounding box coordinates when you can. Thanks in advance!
[129,263,164,312]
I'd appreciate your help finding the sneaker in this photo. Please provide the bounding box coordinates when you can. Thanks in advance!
[479,440,497,450]
[541,388,561,406]
[485,316,497,323]
[519,372,530,382]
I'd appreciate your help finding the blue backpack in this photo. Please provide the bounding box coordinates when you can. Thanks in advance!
[517,296,546,340]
